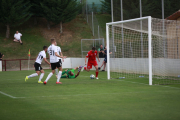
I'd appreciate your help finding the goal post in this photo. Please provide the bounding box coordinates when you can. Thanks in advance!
[106,16,152,85]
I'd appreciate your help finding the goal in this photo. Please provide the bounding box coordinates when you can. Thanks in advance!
[106,16,180,85]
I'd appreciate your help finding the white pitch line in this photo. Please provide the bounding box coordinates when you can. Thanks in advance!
[0,91,16,99]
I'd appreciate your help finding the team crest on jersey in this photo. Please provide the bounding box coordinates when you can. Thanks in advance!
[94,53,96,55]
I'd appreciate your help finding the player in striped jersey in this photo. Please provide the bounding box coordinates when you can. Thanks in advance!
[44,39,66,84]
[25,46,51,83]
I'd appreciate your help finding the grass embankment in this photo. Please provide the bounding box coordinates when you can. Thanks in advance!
[0,15,95,59]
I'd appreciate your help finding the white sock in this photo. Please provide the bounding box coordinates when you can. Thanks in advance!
[39,73,44,82]
[28,73,38,78]
[57,71,62,82]
[45,72,53,82]
[55,69,58,75]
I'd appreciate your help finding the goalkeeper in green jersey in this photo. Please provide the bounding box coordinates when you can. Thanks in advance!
[61,66,83,79]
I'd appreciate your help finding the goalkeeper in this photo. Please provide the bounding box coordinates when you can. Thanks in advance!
[61,66,83,79]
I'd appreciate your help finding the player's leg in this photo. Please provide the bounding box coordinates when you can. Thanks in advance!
[102,58,107,71]
[56,60,62,84]
[19,40,23,45]
[38,69,45,83]
[44,63,55,84]
[25,71,39,82]
[55,67,58,78]
[102,63,106,71]
[98,61,105,70]
[25,63,40,82]
[83,63,92,72]
[94,61,99,79]
[13,39,19,42]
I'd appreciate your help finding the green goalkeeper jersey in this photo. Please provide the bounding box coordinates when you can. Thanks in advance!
[67,69,76,79]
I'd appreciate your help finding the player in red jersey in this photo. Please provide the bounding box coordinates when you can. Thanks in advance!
[81,47,100,79]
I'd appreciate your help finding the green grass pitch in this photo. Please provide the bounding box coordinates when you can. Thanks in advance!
[0,69,180,120]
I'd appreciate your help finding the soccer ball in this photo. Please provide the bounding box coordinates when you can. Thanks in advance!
[90,74,95,79]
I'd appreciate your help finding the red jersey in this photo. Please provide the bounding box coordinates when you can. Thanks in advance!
[86,50,97,62]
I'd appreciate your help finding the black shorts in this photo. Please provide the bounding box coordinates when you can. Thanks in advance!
[104,58,107,63]
[58,59,62,66]
[34,62,42,71]
[51,60,62,70]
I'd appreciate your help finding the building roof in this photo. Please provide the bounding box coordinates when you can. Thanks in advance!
[166,10,180,20]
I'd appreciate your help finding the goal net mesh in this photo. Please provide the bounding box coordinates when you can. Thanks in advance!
[108,17,180,85]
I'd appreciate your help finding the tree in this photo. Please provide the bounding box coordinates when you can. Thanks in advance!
[101,0,111,14]
[29,0,44,25]
[0,0,32,38]
[41,0,81,33]
[92,2,97,13]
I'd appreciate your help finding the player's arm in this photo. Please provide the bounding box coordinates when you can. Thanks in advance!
[43,58,50,65]
[96,52,100,62]
[55,52,66,59]
[85,57,87,64]
[85,52,89,65]
[75,72,80,78]
[60,52,64,62]
[109,52,112,54]
[98,48,101,53]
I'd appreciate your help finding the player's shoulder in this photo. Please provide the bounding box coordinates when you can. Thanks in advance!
[57,46,61,49]
[88,50,92,54]
[41,50,45,54]
[48,45,51,49]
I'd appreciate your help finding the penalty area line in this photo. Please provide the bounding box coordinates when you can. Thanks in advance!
[0,91,16,99]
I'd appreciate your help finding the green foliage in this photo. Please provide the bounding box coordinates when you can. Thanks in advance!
[29,0,44,17]
[40,0,81,29]
[0,0,31,26]
[92,2,97,13]
[101,0,111,14]
[0,0,32,38]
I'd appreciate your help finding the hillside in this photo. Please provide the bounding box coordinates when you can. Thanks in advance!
[0,15,94,60]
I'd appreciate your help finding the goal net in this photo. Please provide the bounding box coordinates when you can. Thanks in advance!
[106,16,180,85]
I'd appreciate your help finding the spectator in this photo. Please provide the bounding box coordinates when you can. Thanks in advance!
[14,31,23,45]
[98,45,104,58]
[98,47,112,71]
[0,52,4,61]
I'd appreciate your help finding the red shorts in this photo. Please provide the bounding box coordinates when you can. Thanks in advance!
[87,61,98,69]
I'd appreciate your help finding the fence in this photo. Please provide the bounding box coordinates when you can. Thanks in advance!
[82,2,104,39]
[2,59,50,71]
[1,58,107,71]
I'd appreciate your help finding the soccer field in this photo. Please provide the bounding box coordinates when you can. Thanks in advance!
[0,70,180,120]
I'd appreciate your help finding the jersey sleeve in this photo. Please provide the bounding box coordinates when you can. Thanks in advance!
[20,33,22,36]
[98,48,100,51]
[14,34,16,37]
[95,51,98,56]
[43,52,46,58]
[86,52,90,58]
[59,47,61,53]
